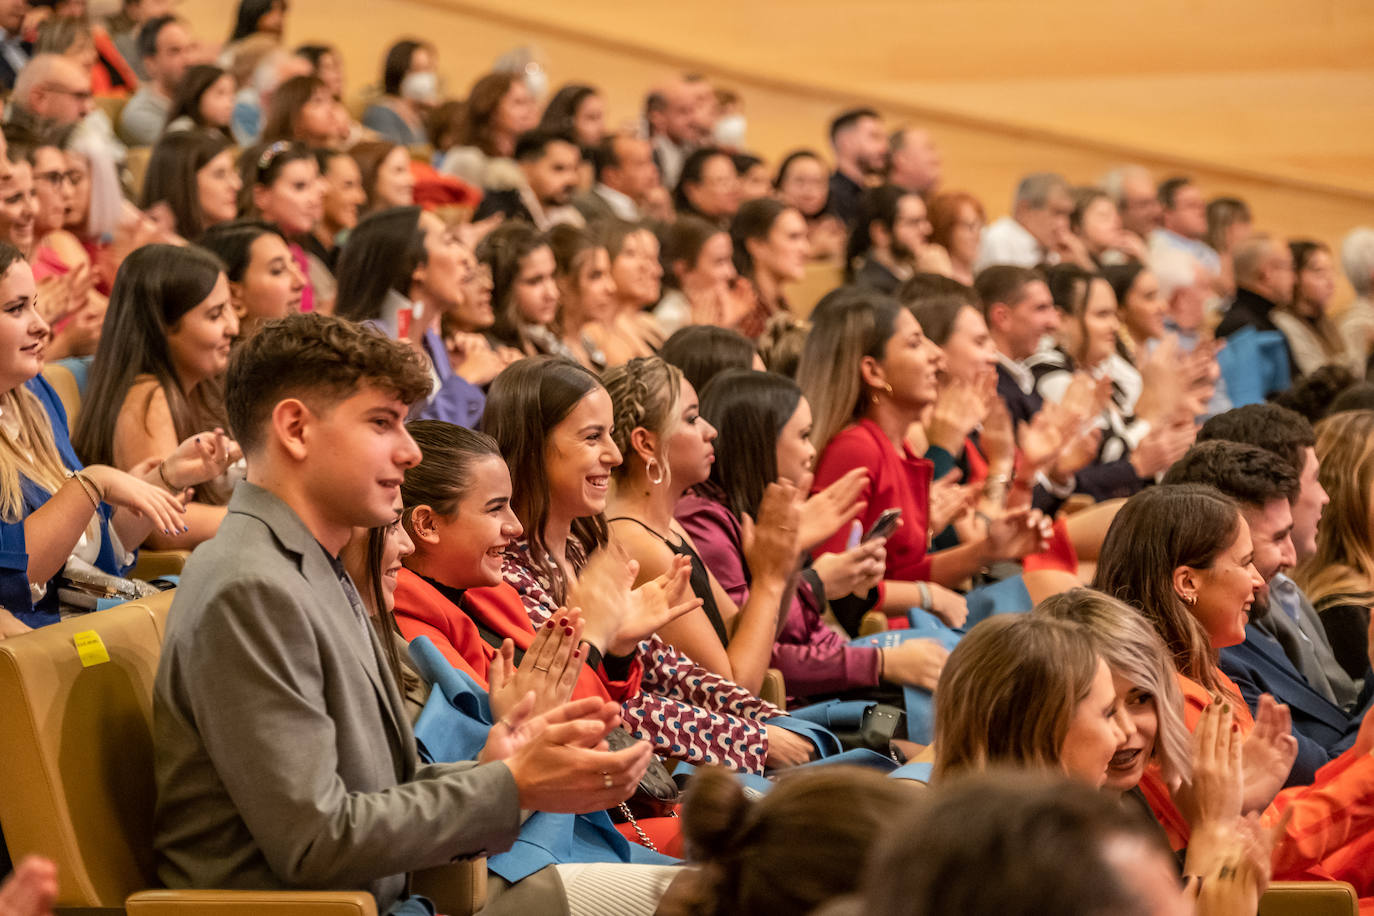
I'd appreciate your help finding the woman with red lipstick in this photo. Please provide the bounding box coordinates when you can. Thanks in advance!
[0,241,221,635]
[74,244,242,550]
[1096,484,1374,899]
[800,287,1050,626]
[484,355,817,773]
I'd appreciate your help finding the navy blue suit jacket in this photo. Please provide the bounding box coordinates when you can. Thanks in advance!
[1219,623,1360,787]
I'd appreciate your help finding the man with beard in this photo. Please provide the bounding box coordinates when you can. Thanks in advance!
[474,128,584,230]
[848,184,931,295]
[827,107,887,231]
[1164,439,1369,787]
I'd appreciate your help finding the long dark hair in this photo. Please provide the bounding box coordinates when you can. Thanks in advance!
[479,356,610,604]
[228,0,279,42]
[699,369,801,520]
[334,206,426,323]
[660,325,759,396]
[163,64,233,139]
[539,83,597,141]
[141,131,234,240]
[74,245,229,497]
[400,421,505,579]
[453,71,520,156]
[730,196,788,281]
[1092,484,1244,700]
[348,140,405,212]
[237,140,314,219]
[476,220,549,351]
[260,74,327,144]
[674,147,734,222]
[197,219,286,283]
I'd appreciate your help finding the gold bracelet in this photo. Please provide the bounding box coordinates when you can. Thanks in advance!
[157,460,179,492]
[69,471,101,512]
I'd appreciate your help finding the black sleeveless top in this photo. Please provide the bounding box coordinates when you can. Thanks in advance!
[609,516,729,647]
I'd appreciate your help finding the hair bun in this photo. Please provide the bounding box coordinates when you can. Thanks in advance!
[680,766,752,861]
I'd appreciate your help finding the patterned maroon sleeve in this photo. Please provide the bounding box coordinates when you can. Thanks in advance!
[501,543,778,773]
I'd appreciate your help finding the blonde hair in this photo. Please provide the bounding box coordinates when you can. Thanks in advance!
[933,615,1101,783]
[1296,410,1374,605]
[0,386,78,522]
[1033,588,1191,789]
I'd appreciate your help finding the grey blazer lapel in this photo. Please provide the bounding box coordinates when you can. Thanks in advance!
[229,483,412,759]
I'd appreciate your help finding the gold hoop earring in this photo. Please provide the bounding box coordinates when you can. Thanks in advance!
[646,457,665,486]
[869,382,893,405]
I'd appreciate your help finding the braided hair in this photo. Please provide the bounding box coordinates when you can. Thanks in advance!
[602,356,683,485]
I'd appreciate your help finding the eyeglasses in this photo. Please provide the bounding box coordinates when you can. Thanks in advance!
[34,170,81,187]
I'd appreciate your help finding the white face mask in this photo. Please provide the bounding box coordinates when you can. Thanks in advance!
[523,64,548,102]
[713,114,747,149]
[400,70,438,104]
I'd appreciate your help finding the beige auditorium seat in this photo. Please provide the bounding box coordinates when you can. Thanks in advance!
[0,592,486,914]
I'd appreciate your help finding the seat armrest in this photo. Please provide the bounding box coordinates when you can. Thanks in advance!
[131,549,190,580]
[1259,880,1358,916]
[410,859,487,916]
[759,669,787,710]
[125,889,378,916]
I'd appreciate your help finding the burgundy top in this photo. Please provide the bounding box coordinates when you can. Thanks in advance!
[676,491,882,703]
[813,418,933,582]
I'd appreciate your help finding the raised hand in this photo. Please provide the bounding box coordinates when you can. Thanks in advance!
[488,608,585,721]
[0,856,58,916]
[495,696,655,813]
[979,398,1015,480]
[1130,421,1197,479]
[810,524,886,599]
[80,464,187,536]
[570,546,702,656]
[983,506,1052,561]
[925,375,993,454]
[449,332,509,386]
[797,467,868,549]
[1239,694,1297,813]
[159,428,241,491]
[1174,701,1244,831]
[743,478,803,583]
[928,469,975,534]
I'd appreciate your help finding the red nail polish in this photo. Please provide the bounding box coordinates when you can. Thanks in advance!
[559,618,568,627]
[564,626,574,636]
[573,648,582,658]
[545,620,555,629]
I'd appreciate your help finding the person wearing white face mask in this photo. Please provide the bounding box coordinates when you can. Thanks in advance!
[361,38,438,147]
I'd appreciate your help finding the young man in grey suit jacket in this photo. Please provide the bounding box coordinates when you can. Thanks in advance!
[152,314,653,914]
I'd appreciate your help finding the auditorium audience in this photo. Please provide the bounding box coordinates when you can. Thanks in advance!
[773,149,846,261]
[926,190,984,286]
[162,63,234,139]
[140,131,238,240]
[117,15,190,145]
[826,107,886,230]
[574,133,666,224]
[975,172,1074,270]
[587,219,664,365]
[5,10,1374,909]
[1338,226,1374,372]
[361,38,435,147]
[348,140,415,214]
[729,197,808,337]
[1272,239,1343,377]
[1295,408,1374,682]
[847,184,930,295]
[471,128,583,231]
[671,146,739,229]
[480,355,811,773]
[437,70,539,187]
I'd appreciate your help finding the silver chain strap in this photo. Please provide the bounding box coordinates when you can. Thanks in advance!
[618,802,679,853]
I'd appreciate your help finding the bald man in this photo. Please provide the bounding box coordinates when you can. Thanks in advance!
[7,54,93,131]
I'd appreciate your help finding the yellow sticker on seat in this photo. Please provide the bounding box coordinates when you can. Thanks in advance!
[73,630,110,667]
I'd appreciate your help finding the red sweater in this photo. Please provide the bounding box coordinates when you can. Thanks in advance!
[391,568,641,703]
[813,419,933,582]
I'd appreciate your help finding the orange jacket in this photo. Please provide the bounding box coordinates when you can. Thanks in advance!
[391,567,642,703]
[1140,667,1374,895]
